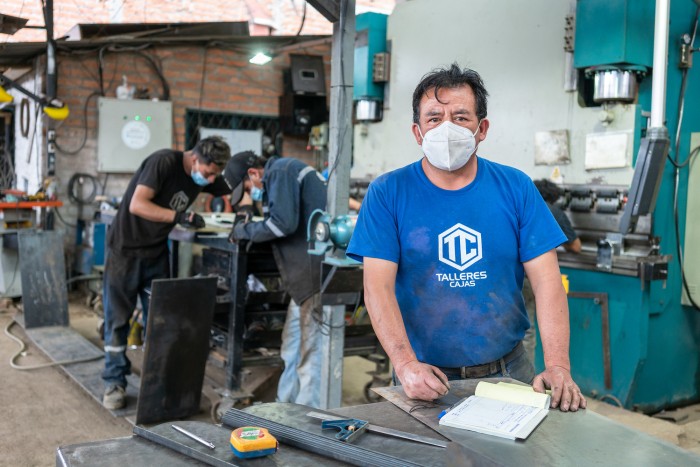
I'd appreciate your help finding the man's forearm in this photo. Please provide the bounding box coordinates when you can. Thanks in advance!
[130,198,176,223]
[233,220,279,243]
[364,283,416,372]
[535,283,571,370]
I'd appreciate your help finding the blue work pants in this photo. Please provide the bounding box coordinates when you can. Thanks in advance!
[277,294,322,407]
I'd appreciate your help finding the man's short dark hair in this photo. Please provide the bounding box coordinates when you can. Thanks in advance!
[534,179,563,204]
[412,63,489,124]
[192,136,231,168]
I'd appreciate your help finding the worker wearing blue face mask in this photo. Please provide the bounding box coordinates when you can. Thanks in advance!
[101,136,231,411]
[223,151,327,408]
[347,64,586,412]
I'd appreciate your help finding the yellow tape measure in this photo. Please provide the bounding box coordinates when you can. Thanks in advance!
[230,427,278,459]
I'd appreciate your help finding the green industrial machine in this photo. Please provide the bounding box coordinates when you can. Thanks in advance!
[353,12,389,122]
[536,0,700,413]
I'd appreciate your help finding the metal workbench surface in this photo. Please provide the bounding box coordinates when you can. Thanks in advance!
[57,388,700,466]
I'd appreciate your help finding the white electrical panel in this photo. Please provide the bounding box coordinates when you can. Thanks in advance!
[683,132,700,307]
[97,97,173,172]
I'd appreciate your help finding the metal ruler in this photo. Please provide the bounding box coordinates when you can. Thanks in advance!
[306,411,449,448]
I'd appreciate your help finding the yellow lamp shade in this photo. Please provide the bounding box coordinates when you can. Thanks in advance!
[43,104,69,120]
[0,85,14,103]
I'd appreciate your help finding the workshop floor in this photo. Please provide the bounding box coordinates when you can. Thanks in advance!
[2,295,700,466]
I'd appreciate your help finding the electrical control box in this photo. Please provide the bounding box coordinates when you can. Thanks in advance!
[97,98,173,172]
[354,12,388,102]
[683,132,700,307]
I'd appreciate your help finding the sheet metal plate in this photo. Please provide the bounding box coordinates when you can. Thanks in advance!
[134,420,347,467]
[239,402,448,466]
[24,325,139,417]
[18,230,68,328]
[373,379,700,466]
[58,397,700,466]
[56,435,204,466]
[136,277,218,425]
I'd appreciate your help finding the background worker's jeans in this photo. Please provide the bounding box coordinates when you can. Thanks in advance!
[277,294,322,407]
[102,249,169,389]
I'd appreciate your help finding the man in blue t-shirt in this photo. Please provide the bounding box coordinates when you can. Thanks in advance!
[347,64,586,412]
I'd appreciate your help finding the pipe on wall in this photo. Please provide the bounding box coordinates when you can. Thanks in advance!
[650,0,670,129]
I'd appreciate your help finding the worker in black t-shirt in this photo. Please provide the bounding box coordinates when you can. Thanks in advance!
[102,136,231,410]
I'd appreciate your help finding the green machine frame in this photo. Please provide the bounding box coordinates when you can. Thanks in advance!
[535,0,700,413]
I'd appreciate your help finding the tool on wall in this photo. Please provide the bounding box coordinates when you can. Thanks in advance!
[0,75,69,121]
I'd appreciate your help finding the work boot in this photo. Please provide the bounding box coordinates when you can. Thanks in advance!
[102,385,126,410]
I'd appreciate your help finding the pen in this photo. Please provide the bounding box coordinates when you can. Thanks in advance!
[171,424,216,449]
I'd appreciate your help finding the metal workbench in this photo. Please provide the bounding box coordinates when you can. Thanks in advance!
[168,227,381,405]
[57,379,700,466]
[169,227,279,395]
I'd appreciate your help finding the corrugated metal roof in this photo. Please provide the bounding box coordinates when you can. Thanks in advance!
[63,22,250,41]
[0,42,45,71]
[0,32,330,72]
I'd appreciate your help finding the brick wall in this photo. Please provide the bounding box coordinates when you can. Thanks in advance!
[5,0,392,257]
[56,43,330,154]
[2,0,395,42]
[46,41,330,235]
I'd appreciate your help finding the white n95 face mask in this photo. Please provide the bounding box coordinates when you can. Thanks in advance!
[419,121,480,171]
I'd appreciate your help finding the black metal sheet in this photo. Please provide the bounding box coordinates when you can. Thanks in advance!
[24,325,140,417]
[373,379,700,466]
[56,435,205,467]
[229,402,447,466]
[371,378,487,437]
[135,277,218,425]
[58,397,700,466]
[18,230,68,328]
[133,420,348,467]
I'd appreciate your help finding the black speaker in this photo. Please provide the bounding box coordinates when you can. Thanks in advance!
[279,94,327,136]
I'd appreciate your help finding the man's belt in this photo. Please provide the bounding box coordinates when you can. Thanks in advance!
[442,342,525,379]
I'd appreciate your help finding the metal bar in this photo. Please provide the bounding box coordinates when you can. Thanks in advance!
[45,0,57,176]
[225,245,247,391]
[326,0,354,220]
[319,0,355,410]
[306,411,449,448]
[319,304,345,409]
[171,425,216,449]
[307,0,341,23]
[600,294,611,390]
[568,292,612,389]
[45,0,56,99]
[0,76,45,103]
[650,0,670,129]
[223,408,422,467]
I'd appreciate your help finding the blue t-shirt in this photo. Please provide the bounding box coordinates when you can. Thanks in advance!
[347,158,566,368]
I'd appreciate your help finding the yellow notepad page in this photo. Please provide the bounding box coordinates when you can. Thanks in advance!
[475,381,551,409]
